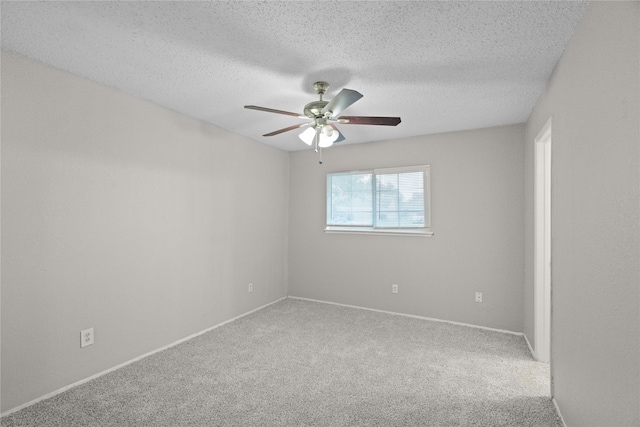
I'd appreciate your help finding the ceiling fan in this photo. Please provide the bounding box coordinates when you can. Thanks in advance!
[245,81,401,151]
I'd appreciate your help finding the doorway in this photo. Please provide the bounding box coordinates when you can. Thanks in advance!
[534,118,552,364]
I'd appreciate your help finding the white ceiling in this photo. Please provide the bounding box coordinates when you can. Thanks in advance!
[1,1,588,152]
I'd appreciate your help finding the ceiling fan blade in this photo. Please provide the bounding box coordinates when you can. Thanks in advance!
[245,105,304,118]
[263,122,310,137]
[329,124,346,143]
[322,89,363,118]
[339,116,401,126]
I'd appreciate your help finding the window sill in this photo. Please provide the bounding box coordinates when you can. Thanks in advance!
[324,227,434,237]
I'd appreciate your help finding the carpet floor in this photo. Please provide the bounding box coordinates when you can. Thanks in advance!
[1,298,560,426]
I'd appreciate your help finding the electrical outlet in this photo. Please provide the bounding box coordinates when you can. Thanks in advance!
[80,328,94,348]
[248,283,253,293]
[475,292,483,303]
[392,284,398,294]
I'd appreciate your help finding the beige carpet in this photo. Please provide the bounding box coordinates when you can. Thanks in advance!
[1,298,560,426]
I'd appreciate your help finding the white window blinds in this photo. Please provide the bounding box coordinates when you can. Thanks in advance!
[326,165,430,232]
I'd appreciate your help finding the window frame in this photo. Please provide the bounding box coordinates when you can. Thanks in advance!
[325,165,433,237]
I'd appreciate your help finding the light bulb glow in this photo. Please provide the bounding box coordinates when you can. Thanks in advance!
[319,128,339,147]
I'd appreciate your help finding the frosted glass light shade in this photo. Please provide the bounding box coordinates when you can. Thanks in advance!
[319,130,339,147]
[299,127,317,145]
[298,128,316,145]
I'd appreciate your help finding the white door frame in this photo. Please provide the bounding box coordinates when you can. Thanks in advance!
[534,117,552,364]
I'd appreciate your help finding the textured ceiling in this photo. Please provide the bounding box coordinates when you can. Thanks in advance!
[1,1,588,151]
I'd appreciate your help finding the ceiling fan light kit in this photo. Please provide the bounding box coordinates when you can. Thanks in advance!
[299,126,340,147]
[245,81,401,163]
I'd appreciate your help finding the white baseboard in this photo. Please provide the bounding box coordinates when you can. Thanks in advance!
[552,397,567,427]
[1,296,287,418]
[288,296,523,336]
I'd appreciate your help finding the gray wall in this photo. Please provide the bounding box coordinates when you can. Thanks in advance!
[4,2,639,421]
[1,50,289,412]
[524,2,639,425]
[288,124,525,332]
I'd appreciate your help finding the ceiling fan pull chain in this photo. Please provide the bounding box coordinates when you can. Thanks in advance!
[319,147,323,165]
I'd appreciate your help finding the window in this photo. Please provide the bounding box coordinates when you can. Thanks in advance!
[326,165,432,236]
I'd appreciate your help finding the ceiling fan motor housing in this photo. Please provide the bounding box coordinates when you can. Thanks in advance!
[304,100,329,120]
[305,81,333,123]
